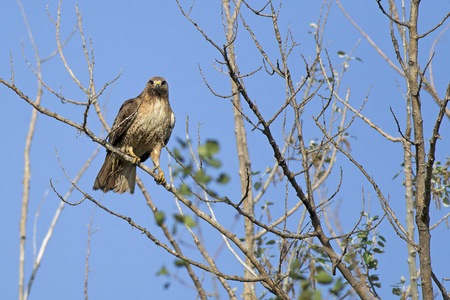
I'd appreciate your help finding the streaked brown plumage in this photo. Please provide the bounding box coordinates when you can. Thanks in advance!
[93,76,175,194]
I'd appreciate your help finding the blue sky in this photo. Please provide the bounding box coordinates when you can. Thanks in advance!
[1,1,450,299]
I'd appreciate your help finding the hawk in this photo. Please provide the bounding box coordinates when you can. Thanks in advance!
[93,76,175,194]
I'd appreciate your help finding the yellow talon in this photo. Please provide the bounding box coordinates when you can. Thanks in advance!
[125,146,140,164]
[156,166,166,185]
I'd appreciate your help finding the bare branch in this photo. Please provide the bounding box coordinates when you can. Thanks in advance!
[335,0,405,77]
[419,11,450,39]
[335,87,403,142]
[136,175,209,300]
[375,0,409,27]
[316,120,417,249]
[25,146,100,299]
[424,82,450,209]
[175,0,224,54]
[53,179,268,283]
[431,271,450,300]
[16,0,44,297]
[242,0,271,17]
[430,212,450,230]
[84,207,99,300]
[390,107,416,145]
[56,0,86,93]
[41,24,77,63]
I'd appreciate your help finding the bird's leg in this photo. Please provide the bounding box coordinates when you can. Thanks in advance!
[125,145,140,165]
[151,146,166,185]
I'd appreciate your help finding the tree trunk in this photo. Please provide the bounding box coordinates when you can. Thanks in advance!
[222,1,256,299]
[408,1,433,298]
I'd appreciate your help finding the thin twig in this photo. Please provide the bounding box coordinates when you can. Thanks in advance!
[431,271,450,300]
[375,0,408,27]
[84,207,99,300]
[25,146,100,299]
[16,0,43,298]
[51,176,268,283]
[419,11,450,39]
[335,0,405,77]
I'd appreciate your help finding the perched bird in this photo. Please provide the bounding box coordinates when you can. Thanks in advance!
[93,76,175,194]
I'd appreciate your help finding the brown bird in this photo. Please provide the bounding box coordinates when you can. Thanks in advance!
[93,76,175,194]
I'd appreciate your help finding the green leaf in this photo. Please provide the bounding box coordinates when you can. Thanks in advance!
[198,140,219,159]
[183,215,197,227]
[266,240,276,245]
[174,214,185,223]
[176,137,188,148]
[368,259,378,270]
[175,164,192,178]
[312,290,323,300]
[443,197,449,207]
[155,211,165,226]
[392,287,402,295]
[195,169,212,184]
[174,259,188,267]
[337,51,346,57]
[392,170,402,180]
[363,252,372,264]
[254,181,262,190]
[331,277,345,295]
[357,231,368,238]
[156,265,169,276]
[315,270,333,284]
[373,248,384,254]
[256,247,265,256]
[217,173,230,184]
[291,259,301,270]
[173,214,197,227]
[179,183,191,196]
[173,148,184,162]
[207,158,221,168]
[289,271,304,280]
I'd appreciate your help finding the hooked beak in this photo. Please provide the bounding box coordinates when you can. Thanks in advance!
[154,80,162,88]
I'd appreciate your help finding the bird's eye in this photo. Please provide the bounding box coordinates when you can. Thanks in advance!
[162,81,167,85]
[149,80,154,85]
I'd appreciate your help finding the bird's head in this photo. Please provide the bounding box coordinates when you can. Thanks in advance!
[146,76,168,96]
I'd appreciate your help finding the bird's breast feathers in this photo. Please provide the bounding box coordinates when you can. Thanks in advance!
[122,97,174,156]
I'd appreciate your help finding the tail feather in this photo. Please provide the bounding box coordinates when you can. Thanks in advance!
[93,153,136,194]
[114,162,136,194]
